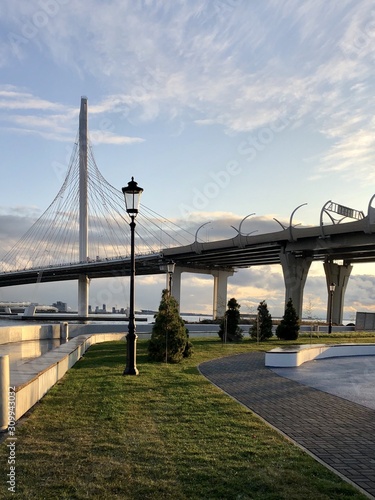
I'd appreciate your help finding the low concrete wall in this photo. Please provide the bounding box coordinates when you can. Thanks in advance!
[1,333,126,430]
[67,323,224,337]
[0,322,356,344]
[265,343,375,368]
[0,324,60,345]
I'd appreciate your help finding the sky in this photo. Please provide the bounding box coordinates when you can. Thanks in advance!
[0,0,375,319]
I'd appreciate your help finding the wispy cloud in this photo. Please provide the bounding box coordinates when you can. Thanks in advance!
[0,87,68,111]
[2,2,375,194]
[0,86,145,144]
[89,129,144,145]
[1,3,373,131]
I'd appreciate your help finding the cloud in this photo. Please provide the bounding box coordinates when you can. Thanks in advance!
[0,86,146,145]
[0,86,76,140]
[0,87,68,111]
[89,129,144,145]
[2,3,375,176]
[0,211,39,241]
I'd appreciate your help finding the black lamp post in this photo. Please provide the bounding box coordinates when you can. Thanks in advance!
[328,282,336,334]
[122,177,143,375]
[159,260,175,294]
[159,260,175,363]
[167,260,175,294]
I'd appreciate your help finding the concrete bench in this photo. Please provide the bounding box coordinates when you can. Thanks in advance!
[265,343,375,368]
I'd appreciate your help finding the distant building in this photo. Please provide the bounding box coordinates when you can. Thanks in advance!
[52,301,68,312]
[93,304,110,314]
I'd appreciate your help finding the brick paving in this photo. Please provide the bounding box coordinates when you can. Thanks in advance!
[199,352,375,499]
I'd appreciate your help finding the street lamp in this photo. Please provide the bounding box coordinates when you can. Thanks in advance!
[122,177,143,375]
[159,260,175,294]
[167,261,175,294]
[328,282,336,334]
[159,260,175,363]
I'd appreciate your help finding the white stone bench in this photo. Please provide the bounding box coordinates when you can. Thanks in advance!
[265,343,375,368]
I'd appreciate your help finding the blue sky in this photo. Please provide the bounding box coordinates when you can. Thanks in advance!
[0,0,375,318]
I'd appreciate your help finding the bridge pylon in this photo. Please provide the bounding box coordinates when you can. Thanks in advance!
[78,96,89,318]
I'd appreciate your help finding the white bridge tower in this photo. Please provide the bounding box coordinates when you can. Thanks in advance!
[78,96,89,317]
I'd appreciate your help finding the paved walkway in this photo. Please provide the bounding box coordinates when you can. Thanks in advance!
[199,352,375,499]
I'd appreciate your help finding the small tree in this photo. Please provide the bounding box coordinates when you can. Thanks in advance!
[276,298,300,340]
[148,289,193,363]
[218,298,243,342]
[250,300,273,341]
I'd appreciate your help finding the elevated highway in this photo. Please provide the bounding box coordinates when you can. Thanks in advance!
[163,217,375,269]
[0,216,374,323]
[1,217,374,286]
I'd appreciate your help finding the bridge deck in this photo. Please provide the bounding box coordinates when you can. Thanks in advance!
[0,218,374,286]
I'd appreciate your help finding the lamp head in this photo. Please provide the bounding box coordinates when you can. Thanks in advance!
[122,177,143,216]
[167,261,175,274]
[159,261,176,273]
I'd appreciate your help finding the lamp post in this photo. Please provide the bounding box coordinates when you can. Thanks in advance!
[159,261,175,363]
[122,177,143,375]
[328,282,336,334]
[167,260,175,294]
[159,260,175,294]
[165,261,175,364]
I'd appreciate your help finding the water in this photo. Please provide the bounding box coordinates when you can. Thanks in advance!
[0,339,62,368]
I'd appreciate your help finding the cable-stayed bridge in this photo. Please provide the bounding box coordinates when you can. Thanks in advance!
[0,142,194,278]
[0,97,198,316]
[0,123,194,272]
[1,97,375,321]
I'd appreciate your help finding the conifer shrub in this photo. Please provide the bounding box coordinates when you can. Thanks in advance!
[250,300,273,341]
[276,298,300,340]
[218,298,243,342]
[148,289,193,363]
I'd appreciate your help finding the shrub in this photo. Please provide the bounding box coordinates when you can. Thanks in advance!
[148,289,193,363]
[276,298,300,341]
[250,301,273,341]
[218,298,243,342]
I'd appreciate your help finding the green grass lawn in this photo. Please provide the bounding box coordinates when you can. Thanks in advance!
[0,335,373,499]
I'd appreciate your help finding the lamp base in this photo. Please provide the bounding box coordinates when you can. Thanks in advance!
[123,366,139,376]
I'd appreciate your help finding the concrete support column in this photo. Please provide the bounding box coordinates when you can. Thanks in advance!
[280,252,312,319]
[171,267,182,311]
[78,274,89,318]
[323,261,353,325]
[212,270,234,319]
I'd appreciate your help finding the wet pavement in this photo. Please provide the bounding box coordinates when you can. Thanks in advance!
[272,355,375,411]
[200,352,375,499]
[0,339,61,368]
